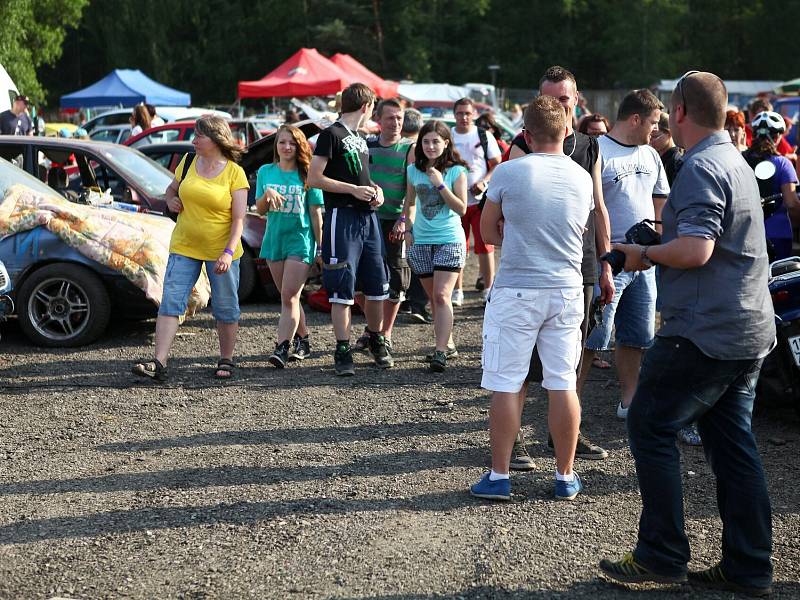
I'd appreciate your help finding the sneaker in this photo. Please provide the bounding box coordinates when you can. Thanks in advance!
[677,423,702,446]
[469,472,510,501]
[509,431,535,471]
[599,551,687,584]
[425,344,459,362]
[475,275,485,291]
[398,301,412,315]
[334,343,355,376]
[407,305,433,324]
[547,432,608,460]
[616,401,629,419]
[368,332,394,369]
[688,563,771,597]
[429,350,447,372]
[554,472,583,500]
[354,327,370,353]
[289,335,311,361]
[451,288,464,307]
[268,340,290,369]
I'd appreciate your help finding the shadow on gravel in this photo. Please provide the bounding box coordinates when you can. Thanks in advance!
[0,489,482,544]
[331,580,800,599]
[96,420,489,452]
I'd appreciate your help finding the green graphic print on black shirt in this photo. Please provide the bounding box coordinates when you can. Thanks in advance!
[313,121,373,211]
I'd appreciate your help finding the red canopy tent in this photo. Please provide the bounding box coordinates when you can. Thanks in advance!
[238,48,354,98]
[330,53,399,98]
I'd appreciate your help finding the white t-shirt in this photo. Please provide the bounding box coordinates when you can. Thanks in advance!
[450,126,501,205]
[486,153,594,289]
[598,135,670,243]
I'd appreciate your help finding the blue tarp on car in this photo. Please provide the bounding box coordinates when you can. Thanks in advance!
[60,69,191,109]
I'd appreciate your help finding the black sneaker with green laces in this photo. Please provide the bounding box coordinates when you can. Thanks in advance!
[354,327,370,353]
[368,332,394,369]
[334,342,355,376]
[688,564,771,597]
[599,551,686,584]
[269,340,290,369]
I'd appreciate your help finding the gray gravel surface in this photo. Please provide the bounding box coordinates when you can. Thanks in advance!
[1,258,798,599]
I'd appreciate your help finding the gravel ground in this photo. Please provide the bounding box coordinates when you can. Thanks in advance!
[0,257,798,599]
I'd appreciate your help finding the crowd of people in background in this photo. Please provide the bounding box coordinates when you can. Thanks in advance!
[4,64,784,597]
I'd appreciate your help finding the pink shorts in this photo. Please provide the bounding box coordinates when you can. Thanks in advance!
[461,204,494,255]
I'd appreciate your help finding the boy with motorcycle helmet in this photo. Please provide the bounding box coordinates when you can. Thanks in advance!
[742,111,798,260]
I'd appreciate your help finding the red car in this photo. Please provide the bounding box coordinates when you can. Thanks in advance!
[124,120,261,149]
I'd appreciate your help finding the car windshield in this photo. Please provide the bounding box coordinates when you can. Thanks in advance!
[96,145,174,196]
[0,157,61,200]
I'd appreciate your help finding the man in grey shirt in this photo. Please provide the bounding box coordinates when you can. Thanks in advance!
[598,72,775,598]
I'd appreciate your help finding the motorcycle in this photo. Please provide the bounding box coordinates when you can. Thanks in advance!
[0,259,13,343]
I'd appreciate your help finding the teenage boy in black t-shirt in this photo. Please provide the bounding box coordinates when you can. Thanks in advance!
[308,83,393,375]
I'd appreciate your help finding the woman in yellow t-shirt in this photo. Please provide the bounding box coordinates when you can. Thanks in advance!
[132,115,249,381]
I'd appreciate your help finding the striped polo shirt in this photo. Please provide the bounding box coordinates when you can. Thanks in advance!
[368,137,413,218]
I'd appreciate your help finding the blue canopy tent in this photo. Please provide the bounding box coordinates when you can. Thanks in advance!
[60,69,191,109]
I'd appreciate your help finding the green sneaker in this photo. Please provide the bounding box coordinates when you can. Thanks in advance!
[599,552,686,584]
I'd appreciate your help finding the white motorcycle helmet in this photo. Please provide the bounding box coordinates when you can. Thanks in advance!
[751,111,786,138]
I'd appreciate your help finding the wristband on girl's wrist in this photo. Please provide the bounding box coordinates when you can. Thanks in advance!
[398,214,406,222]
[436,183,445,191]
[223,248,234,257]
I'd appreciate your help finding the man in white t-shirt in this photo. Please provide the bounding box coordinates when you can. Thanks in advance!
[469,95,594,502]
[450,97,501,305]
[578,89,670,419]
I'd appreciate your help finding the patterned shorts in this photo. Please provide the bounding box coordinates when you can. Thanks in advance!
[408,242,466,277]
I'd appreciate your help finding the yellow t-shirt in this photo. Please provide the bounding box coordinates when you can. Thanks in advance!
[169,155,250,260]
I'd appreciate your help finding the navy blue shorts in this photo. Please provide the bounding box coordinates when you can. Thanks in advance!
[322,207,389,305]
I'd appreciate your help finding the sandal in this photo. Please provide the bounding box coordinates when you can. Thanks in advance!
[214,358,235,379]
[592,357,611,369]
[131,359,168,382]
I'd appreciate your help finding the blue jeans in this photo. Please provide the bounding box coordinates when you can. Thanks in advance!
[585,268,655,350]
[628,336,772,587]
[159,253,241,323]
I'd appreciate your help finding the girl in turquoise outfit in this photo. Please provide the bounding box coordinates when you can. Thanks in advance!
[255,125,323,368]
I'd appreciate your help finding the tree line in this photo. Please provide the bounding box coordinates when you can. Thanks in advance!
[2,0,797,108]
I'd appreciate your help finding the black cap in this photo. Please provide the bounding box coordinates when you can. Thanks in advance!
[14,95,29,105]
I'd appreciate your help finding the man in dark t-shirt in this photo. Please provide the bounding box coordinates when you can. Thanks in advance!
[0,95,33,136]
[505,66,615,465]
[308,83,393,376]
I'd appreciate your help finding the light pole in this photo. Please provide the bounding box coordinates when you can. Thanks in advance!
[488,64,500,110]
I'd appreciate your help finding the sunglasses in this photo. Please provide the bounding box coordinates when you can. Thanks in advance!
[676,70,700,116]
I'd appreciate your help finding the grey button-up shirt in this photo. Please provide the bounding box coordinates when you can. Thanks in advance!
[658,131,775,360]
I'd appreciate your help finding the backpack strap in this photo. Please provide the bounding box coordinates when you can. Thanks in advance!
[180,153,195,181]
[477,127,490,170]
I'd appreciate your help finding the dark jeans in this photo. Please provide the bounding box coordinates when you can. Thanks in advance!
[628,336,772,588]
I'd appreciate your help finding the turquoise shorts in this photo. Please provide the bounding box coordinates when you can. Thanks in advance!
[260,226,315,264]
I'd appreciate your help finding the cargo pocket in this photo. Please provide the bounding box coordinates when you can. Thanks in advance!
[322,261,354,299]
[482,326,501,373]
[558,289,584,326]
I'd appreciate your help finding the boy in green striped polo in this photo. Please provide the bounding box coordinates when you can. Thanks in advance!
[355,99,415,350]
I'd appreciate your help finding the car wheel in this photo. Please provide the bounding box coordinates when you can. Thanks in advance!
[238,245,257,302]
[17,263,111,347]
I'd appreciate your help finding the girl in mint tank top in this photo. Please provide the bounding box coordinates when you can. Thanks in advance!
[255,125,323,368]
[400,120,469,372]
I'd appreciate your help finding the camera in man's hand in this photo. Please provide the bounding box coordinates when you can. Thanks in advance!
[601,219,662,275]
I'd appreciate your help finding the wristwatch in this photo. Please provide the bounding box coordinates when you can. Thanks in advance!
[641,246,656,267]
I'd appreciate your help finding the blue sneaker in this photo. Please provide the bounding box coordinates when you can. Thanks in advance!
[554,472,583,500]
[469,472,510,501]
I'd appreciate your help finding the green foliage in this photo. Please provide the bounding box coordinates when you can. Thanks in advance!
[0,0,88,103]
[24,0,800,108]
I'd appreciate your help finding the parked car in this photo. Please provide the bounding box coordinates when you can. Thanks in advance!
[0,258,12,342]
[124,119,261,149]
[0,136,264,300]
[89,124,131,145]
[773,97,800,147]
[0,157,157,346]
[82,107,231,134]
